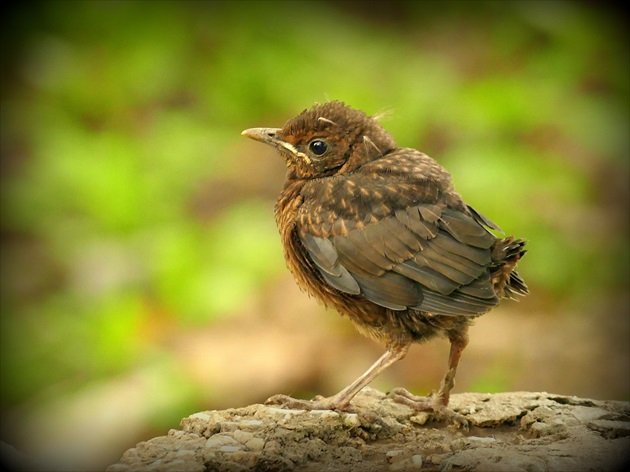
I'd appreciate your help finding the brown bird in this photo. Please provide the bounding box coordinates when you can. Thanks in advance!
[242,101,528,425]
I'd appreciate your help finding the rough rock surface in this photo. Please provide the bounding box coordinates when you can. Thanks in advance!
[107,388,630,472]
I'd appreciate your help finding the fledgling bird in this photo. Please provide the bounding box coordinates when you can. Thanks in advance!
[242,101,528,426]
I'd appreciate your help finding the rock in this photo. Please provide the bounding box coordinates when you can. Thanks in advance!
[107,388,630,472]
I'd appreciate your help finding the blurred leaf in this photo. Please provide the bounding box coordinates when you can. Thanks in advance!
[149,200,283,323]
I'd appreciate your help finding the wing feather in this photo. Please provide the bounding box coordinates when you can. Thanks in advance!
[353,271,421,310]
[301,233,341,276]
[297,152,503,317]
[392,260,460,295]
[439,209,496,249]
[319,266,361,295]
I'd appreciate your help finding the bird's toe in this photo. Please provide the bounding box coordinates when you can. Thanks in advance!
[388,388,469,429]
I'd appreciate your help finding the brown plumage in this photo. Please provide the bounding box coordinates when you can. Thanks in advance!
[242,101,528,426]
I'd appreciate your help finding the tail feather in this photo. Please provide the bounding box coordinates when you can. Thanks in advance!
[504,270,529,299]
[491,236,528,299]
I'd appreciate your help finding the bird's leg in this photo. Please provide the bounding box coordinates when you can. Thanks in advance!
[389,327,470,428]
[434,327,469,407]
[266,341,411,411]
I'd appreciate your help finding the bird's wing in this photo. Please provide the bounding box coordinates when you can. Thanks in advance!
[297,152,501,316]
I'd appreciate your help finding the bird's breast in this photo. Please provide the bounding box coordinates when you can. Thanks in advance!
[275,181,322,294]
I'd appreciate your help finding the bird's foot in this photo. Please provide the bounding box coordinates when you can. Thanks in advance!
[265,394,351,412]
[388,387,469,430]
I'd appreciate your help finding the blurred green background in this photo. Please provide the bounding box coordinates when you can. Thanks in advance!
[1,0,628,470]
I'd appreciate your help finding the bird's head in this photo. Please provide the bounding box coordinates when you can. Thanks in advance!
[242,101,396,180]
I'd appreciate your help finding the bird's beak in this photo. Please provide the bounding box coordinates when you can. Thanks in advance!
[241,127,283,146]
[241,127,311,163]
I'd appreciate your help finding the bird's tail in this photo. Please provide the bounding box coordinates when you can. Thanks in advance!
[490,236,529,300]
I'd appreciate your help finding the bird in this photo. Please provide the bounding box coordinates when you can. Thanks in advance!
[241,101,528,426]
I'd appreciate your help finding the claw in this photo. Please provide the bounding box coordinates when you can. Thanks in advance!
[388,388,469,429]
[265,394,340,411]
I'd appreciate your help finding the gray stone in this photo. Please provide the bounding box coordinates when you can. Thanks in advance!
[107,388,630,472]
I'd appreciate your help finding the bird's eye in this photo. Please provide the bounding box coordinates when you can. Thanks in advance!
[308,139,328,156]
